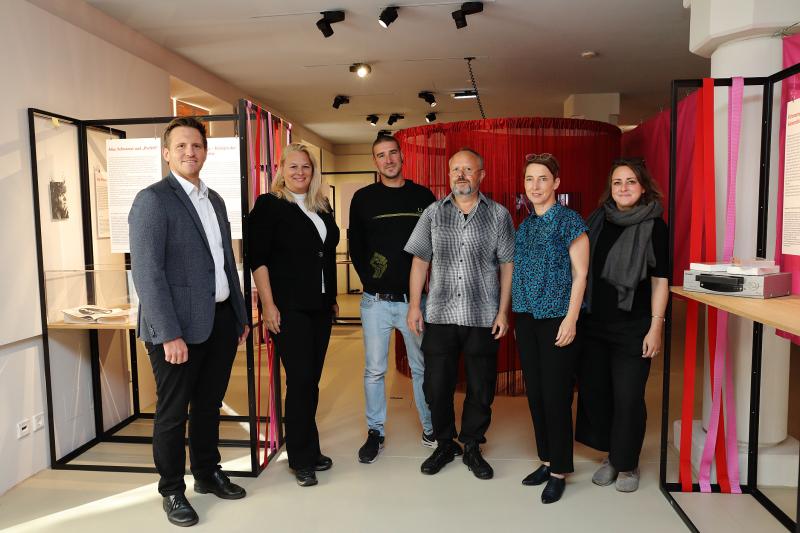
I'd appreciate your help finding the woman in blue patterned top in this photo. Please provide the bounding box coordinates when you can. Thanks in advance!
[512,153,589,504]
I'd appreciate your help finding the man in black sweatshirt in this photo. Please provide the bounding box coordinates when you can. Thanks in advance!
[349,134,436,463]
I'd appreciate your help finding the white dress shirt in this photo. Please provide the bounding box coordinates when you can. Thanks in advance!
[289,192,327,293]
[174,171,230,302]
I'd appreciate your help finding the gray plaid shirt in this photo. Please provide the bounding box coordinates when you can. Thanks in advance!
[405,192,515,328]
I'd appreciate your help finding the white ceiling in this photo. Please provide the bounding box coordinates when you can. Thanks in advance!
[85,0,709,145]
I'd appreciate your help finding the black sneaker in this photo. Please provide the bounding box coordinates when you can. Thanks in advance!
[463,442,493,480]
[358,429,384,463]
[421,432,437,449]
[420,440,461,475]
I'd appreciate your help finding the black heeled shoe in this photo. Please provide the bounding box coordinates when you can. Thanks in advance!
[541,476,566,504]
[521,464,551,486]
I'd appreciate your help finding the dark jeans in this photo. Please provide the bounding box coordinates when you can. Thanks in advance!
[576,316,652,471]
[146,300,239,496]
[515,313,580,475]
[421,323,499,445]
[271,309,332,470]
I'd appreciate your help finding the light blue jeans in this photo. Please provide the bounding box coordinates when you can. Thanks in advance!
[360,293,432,436]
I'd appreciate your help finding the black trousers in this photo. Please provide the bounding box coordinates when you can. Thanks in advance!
[421,323,498,445]
[576,317,652,471]
[516,313,579,474]
[146,300,239,496]
[271,309,332,470]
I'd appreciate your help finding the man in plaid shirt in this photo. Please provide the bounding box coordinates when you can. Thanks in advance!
[405,148,514,480]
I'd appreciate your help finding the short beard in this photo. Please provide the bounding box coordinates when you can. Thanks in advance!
[452,183,474,196]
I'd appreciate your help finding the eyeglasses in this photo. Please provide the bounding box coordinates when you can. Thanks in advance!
[449,167,481,177]
[613,157,646,167]
[525,152,555,162]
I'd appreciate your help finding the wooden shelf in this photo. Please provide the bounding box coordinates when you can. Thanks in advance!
[671,286,800,336]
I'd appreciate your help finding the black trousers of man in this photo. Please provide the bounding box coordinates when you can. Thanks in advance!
[421,323,499,445]
[576,317,652,471]
[271,309,333,471]
[147,300,239,496]
[515,313,580,475]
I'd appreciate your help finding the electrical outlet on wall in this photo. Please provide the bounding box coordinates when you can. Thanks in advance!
[33,413,44,432]
[17,419,30,439]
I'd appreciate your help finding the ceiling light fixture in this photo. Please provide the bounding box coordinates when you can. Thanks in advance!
[451,2,483,29]
[316,10,345,38]
[350,63,372,78]
[367,114,379,126]
[332,95,350,109]
[581,50,599,59]
[378,6,399,28]
[418,91,437,108]
[387,113,404,126]
[451,90,478,99]
[425,112,437,123]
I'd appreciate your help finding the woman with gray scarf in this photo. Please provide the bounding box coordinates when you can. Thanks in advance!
[575,159,669,493]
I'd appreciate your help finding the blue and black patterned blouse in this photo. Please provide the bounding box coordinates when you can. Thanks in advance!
[512,202,587,319]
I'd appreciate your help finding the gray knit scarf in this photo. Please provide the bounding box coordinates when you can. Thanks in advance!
[585,200,663,312]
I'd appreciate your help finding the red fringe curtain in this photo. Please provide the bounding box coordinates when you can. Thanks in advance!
[392,117,621,395]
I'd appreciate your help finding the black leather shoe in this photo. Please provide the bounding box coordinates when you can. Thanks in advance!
[541,476,566,504]
[295,468,318,487]
[522,464,551,486]
[315,454,333,471]
[194,470,246,500]
[463,443,493,480]
[421,440,461,475]
[162,494,199,527]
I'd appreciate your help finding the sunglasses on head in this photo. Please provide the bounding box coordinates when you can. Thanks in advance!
[525,152,555,162]
[613,157,646,167]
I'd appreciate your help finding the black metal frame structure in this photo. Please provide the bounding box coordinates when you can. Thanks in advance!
[27,99,285,477]
[661,62,800,532]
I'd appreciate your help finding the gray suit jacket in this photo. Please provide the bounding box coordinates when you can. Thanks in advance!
[129,173,247,344]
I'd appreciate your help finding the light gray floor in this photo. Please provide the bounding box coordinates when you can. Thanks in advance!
[0,296,792,532]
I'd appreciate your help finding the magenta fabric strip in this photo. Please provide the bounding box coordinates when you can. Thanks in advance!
[698,77,744,493]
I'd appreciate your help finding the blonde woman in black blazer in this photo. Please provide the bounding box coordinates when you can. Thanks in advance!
[248,143,339,487]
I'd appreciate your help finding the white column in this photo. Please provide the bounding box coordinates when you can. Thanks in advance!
[683,0,800,485]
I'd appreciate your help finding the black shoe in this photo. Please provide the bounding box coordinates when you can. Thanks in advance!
[541,476,566,504]
[358,429,384,464]
[295,468,318,487]
[522,464,551,486]
[420,440,461,475]
[162,494,199,527]
[463,443,493,480]
[193,470,246,500]
[315,454,333,471]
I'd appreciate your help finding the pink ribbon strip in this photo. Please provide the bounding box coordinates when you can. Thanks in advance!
[698,77,744,493]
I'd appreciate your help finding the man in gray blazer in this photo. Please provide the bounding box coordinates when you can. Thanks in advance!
[129,117,250,527]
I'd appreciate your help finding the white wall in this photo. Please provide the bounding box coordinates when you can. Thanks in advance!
[0,0,170,495]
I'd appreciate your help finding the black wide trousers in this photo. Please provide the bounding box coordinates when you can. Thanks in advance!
[576,317,652,472]
[515,313,579,475]
[147,300,239,496]
[271,309,332,470]
[421,323,499,445]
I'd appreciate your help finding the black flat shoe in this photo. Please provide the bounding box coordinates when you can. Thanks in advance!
[193,470,246,500]
[522,464,551,486]
[295,468,318,487]
[162,494,199,527]
[315,454,333,471]
[541,476,566,504]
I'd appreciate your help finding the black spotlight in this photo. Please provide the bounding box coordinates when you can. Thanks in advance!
[451,2,483,29]
[367,114,379,126]
[378,6,398,28]
[316,10,345,38]
[425,112,437,123]
[387,113,404,126]
[332,95,350,109]
[418,91,437,108]
[378,129,392,136]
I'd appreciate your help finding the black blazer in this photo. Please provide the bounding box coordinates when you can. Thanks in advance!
[248,192,339,311]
